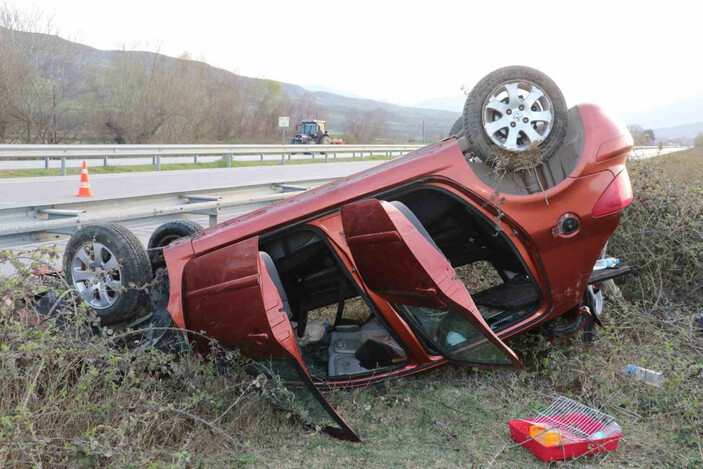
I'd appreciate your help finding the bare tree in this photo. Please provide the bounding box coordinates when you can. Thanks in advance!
[0,4,332,145]
[0,4,87,143]
[344,107,388,143]
[90,49,217,143]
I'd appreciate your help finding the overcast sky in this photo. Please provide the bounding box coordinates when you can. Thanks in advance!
[11,0,703,119]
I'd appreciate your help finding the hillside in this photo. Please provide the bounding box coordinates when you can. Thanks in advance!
[653,121,703,143]
[623,96,703,130]
[2,28,460,143]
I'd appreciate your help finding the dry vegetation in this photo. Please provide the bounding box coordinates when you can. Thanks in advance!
[0,5,389,146]
[1,135,701,468]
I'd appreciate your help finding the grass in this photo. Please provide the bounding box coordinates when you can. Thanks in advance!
[1,147,701,467]
[0,155,394,178]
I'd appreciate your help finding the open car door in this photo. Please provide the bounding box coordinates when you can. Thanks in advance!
[182,237,361,442]
[340,199,522,368]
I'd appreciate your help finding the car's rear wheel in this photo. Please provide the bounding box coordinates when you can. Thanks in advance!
[462,66,567,167]
[148,219,203,250]
[148,219,203,271]
[64,223,152,325]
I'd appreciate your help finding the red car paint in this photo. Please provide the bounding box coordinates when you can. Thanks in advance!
[162,103,633,440]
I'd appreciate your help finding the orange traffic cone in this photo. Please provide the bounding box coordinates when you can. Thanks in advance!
[75,160,94,197]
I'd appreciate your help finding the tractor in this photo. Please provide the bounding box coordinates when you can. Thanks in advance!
[290,120,342,144]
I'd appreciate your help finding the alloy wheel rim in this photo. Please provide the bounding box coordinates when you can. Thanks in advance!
[71,242,122,309]
[481,80,554,152]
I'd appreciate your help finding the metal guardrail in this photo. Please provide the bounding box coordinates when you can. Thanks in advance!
[0,144,423,174]
[0,177,333,248]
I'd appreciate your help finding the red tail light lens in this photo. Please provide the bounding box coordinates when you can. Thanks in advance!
[592,168,633,217]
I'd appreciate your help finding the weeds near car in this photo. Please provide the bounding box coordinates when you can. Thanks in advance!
[0,248,288,467]
[1,149,701,468]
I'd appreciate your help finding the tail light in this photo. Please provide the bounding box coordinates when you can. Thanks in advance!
[592,168,633,217]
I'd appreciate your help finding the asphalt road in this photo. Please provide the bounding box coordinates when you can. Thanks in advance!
[0,160,384,209]
[629,147,688,159]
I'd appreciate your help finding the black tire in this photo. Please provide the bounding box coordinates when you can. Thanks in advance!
[148,219,203,250]
[449,117,463,137]
[64,223,153,325]
[318,135,331,145]
[462,66,567,164]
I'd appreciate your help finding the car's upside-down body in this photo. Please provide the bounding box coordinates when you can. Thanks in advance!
[160,103,633,441]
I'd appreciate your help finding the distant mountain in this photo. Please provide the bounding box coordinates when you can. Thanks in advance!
[622,96,703,130]
[653,122,703,144]
[4,28,460,142]
[414,95,466,113]
[301,84,370,101]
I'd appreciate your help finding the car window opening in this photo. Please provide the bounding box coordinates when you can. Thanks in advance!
[398,304,513,365]
[388,187,541,335]
[260,229,407,380]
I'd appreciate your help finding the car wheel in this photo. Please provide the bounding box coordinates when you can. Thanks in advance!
[148,220,203,271]
[148,219,203,250]
[64,223,153,325]
[448,117,463,137]
[462,66,567,166]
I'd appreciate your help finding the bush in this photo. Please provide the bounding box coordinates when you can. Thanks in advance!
[0,247,280,467]
[609,152,702,304]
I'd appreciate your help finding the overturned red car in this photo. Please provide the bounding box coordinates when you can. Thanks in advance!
[63,67,634,441]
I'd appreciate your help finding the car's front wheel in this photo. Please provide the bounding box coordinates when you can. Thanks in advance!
[64,223,153,325]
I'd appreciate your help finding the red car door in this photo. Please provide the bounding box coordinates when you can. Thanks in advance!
[182,237,361,441]
[340,199,522,368]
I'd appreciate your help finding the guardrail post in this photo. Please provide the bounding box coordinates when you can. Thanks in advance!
[311,151,315,159]
[281,153,285,165]
[103,155,108,166]
[60,157,66,176]
[156,155,161,171]
[260,153,263,162]
[360,151,364,161]
[194,155,198,164]
[44,156,49,169]
[352,152,356,159]
[226,154,232,167]
[334,152,337,159]
[324,153,328,163]
[288,152,291,161]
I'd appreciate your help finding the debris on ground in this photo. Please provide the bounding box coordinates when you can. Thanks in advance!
[621,364,665,387]
[508,396,623,462]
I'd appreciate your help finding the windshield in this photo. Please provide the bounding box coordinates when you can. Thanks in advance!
[398,304,513,366]
[301,123,317,135]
